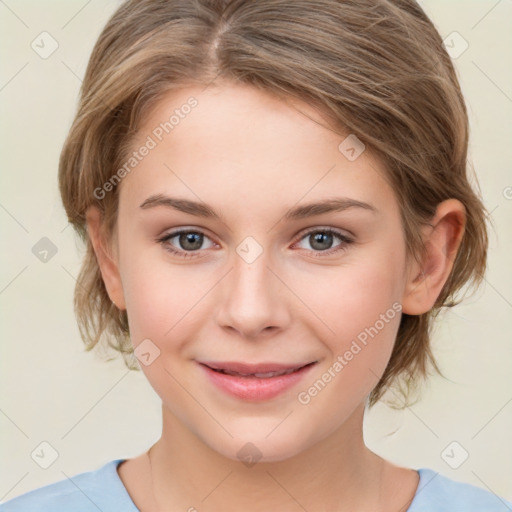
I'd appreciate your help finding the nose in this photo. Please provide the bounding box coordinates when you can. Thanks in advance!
[215,246,292,340]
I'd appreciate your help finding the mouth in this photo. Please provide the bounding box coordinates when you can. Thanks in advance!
[200,361,316,377]
[197,360,318,401]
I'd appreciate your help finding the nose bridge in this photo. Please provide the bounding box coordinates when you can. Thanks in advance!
[215,239,290,338]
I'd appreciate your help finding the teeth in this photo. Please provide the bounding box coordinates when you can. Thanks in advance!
[219,367,299,378]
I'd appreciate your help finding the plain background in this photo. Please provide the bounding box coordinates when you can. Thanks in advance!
[1,0,511,504]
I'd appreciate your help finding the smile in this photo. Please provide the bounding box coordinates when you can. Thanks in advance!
[198,361,317,401]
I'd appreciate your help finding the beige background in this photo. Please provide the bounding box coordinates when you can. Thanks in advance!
[1,0,511,504]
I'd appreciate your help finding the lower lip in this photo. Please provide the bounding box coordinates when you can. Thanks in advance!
[198,362,316,401]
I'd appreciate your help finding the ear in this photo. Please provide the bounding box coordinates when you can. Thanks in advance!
[86,206,126,310]
[402,199,466,315]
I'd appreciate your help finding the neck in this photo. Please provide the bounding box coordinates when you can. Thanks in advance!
[146,402,399,511]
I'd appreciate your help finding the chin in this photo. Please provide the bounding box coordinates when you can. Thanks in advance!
[206,423,317,465]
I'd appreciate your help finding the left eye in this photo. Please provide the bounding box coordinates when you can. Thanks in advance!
[294,228,352,253]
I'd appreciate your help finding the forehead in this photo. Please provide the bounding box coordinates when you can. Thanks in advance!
[119,82,398,220]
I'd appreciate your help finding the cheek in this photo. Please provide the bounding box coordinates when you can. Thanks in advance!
[295,248,406,383]
[119,252,208,406]
[119,248,227,384]
[334,267,402,339]
[122,264,205,345]
[118,238,187,342]
[292,267,404,417]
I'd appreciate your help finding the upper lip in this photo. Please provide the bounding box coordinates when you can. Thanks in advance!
[199,361,315,374]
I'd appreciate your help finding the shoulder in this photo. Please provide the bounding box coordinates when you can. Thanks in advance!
[408,468,512,512]
[0,459,137,512]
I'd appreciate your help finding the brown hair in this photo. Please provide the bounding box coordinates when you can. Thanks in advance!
[59,0,488,407]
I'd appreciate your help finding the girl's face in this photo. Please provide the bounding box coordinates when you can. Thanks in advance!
[109,82,416,461]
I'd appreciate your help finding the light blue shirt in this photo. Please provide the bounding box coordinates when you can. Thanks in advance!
[1,459,511,511]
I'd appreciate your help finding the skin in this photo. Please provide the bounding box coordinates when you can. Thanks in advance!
[87,81,466,511]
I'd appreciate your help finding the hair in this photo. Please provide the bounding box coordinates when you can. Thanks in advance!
[59,0,488,407]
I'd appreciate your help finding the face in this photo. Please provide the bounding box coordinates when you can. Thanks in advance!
[106,82,414,462]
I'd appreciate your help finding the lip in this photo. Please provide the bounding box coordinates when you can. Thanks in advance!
[200,361,312,375]
[198,360,317,401]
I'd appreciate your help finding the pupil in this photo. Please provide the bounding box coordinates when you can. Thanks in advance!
[180,232,202,250]
[311,232,332,251]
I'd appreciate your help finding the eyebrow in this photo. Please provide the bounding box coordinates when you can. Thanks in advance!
[139,194,377,221]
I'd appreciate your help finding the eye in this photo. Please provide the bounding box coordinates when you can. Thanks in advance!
[293,228,353,256]
[157,229,216,259]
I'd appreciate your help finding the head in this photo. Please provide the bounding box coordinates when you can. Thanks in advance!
[59,0,487,461]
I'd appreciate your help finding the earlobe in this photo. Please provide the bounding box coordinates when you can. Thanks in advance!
[401,199,466,315]
[86,206,126,310]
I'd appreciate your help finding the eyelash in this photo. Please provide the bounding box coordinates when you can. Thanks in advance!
[156,228,354,260]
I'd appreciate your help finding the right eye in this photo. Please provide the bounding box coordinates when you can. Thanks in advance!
[157,229,217,259]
